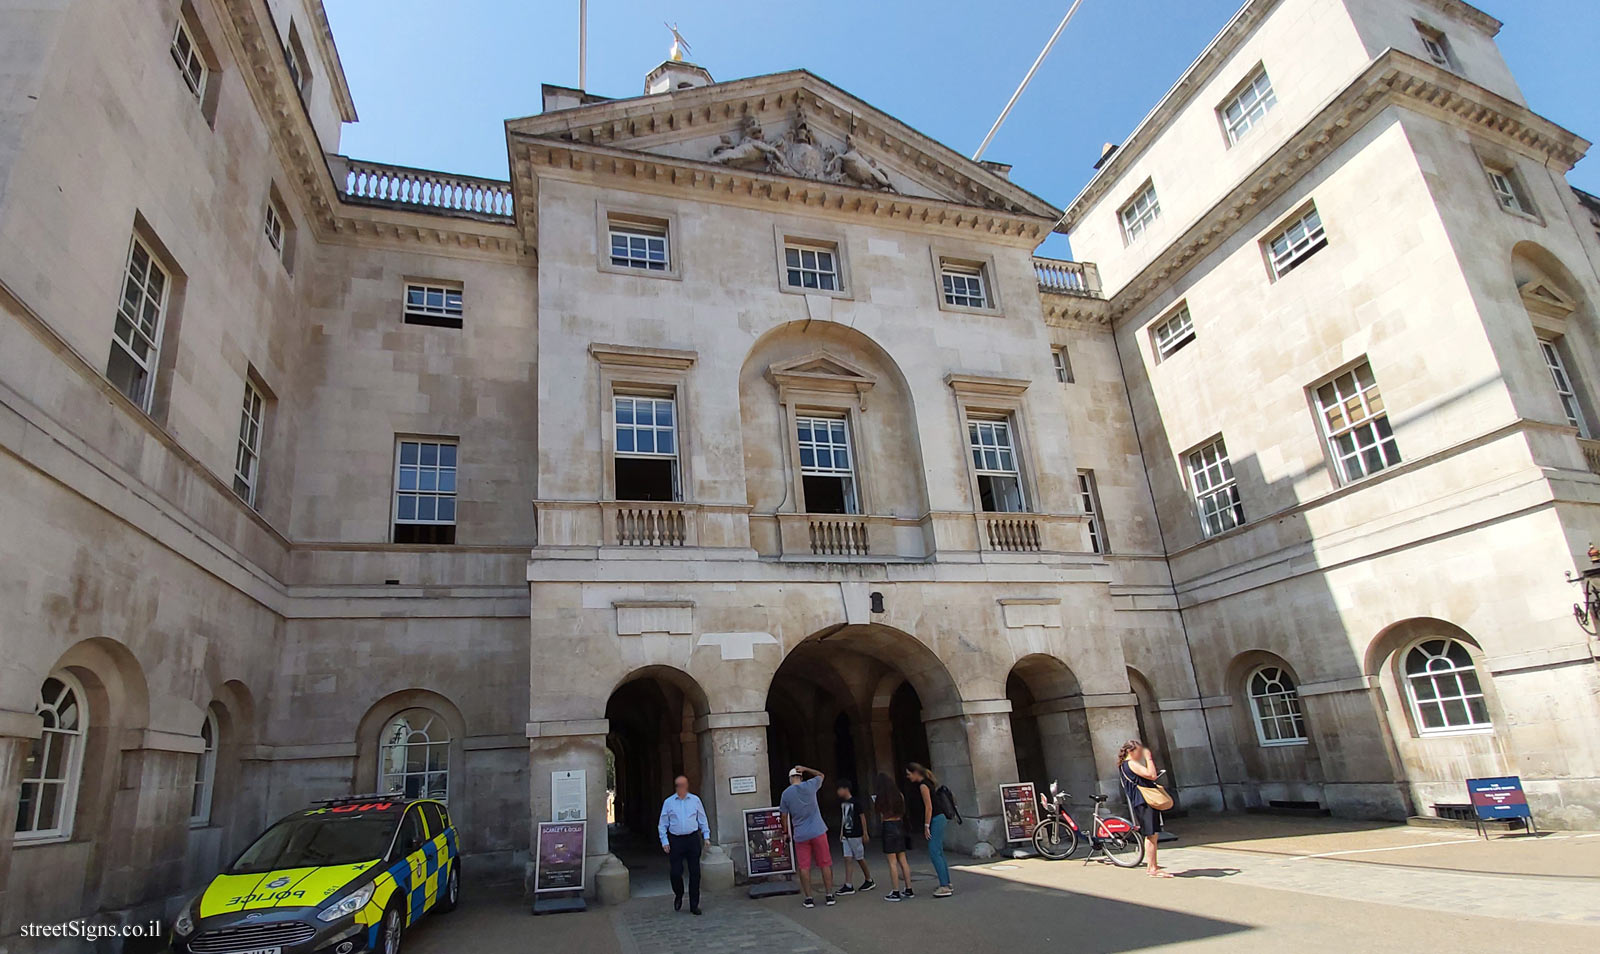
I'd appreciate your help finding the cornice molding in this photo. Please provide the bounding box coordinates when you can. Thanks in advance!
[507,71,1058,221]
[1039,291,1113,328]
[306,0,358,122]
[944,373,1031,398]
[589,342,699,370]
[1102,51,1592,323]
[1061,0,1280,231]
[512,137,1051,248]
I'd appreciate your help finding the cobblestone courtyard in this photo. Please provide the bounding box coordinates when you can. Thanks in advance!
[403,818,1600,953]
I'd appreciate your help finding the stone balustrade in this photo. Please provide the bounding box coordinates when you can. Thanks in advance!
[333,157,515,221]
[1032,257,1102,298]
[1580,437,1600,476]
[614,505,688,547]
[983,514,1042,552]
[807,517,870,556]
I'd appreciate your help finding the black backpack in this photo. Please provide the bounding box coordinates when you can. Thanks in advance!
[935,785,964,825]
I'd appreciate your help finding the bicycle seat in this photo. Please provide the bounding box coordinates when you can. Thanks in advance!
[1091,794,1108,803]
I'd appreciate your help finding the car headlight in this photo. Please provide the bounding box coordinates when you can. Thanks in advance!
[173,904,196,937]
[317,882,377,922]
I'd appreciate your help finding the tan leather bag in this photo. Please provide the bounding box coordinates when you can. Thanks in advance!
[1137,784,1174,811]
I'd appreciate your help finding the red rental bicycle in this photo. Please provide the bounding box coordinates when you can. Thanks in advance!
[1030,781,1145,867]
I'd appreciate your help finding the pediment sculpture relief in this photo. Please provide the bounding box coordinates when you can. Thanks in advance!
[710,108,897,193]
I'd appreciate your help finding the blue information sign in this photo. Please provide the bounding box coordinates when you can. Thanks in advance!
[1466,776,1531,821]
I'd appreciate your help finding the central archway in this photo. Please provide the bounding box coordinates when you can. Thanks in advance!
[764,624,973,847]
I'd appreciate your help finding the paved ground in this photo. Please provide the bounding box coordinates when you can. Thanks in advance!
[404,816,1600,954]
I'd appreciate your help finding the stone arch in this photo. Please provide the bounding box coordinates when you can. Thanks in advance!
[737,320,929,553]
[1005,654,1096,799]
[1124,666,1170,774]
[45,638,150,844]
[605,666,712,840]
[201,679,260,860]
[354,690,467,820]
[1222,650,1324,800]
[765,623,982,847]
[1510,240,1597,432]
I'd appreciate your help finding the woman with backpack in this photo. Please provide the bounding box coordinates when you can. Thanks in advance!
[905,763,954,897]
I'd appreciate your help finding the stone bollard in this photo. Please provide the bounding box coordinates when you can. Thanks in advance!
[969,841,997,859]
[594,854,630,905]
[700,843,735,892]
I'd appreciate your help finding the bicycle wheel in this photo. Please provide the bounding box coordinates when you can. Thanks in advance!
[1099,818,1146,868]
[1031,818,1077,860]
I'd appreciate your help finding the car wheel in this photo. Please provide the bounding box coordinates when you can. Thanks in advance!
[438,863,460,913]
[380,904,404,954]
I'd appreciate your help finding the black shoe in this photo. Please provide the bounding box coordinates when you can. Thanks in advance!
[824,895,836,906]
[674,896,683,912]
[859,879,877,892]
[690,907,702,916]
[803,897,816,908]
[904,887,915,899]
[837,884,856,895]
[884,891,902,902]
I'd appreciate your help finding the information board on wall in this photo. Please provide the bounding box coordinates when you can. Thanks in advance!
[999,783,1039,844]
[743,807,795,877]
[552,770,586,822]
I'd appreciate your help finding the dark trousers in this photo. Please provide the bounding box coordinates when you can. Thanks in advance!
[668,832,702,908]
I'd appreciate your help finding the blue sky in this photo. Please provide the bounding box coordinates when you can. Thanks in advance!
[326,1,1598,259]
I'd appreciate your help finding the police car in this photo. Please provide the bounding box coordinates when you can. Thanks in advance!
[171,795,459,954]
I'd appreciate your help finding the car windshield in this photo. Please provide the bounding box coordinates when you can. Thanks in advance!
[230,815,396,874]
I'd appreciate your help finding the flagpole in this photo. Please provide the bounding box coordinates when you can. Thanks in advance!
[579,0,588,89]
[972,0,1086,162]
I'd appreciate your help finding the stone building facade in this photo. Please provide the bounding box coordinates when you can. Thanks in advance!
[0,0,1594,947]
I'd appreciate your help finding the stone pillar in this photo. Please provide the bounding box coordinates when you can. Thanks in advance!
[0,709,40,942]
[1081,695,1142,800]
[1153,697,1225,810]
[1031,698,1099,799]
[1298,676,1410,819]
[97,731,206,930]
[526,719,610,897]
[694,711,770,880]
[924,700,1015,857]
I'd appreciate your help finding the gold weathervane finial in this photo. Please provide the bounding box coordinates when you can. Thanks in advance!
[665,22,691,62]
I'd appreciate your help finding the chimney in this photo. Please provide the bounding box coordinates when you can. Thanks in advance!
[1093,142,1119,170]
[645,59,714,95]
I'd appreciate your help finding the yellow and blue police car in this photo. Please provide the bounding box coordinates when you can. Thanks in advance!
[171,795,459,954]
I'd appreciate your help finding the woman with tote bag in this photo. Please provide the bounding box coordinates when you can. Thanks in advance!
[1118,739,1173,878]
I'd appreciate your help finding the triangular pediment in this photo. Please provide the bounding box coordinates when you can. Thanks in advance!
[509,71,1057,218]
[766,350,877,408]
[1518,273,1578,319]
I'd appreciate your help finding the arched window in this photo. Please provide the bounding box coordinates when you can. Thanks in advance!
[1247,666,1307,745]
[190,710,218,826]
[1404,639,1491,733]
[16,675,87,841]
[378,709,449,800]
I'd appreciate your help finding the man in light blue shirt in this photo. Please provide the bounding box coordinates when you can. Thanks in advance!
[658,775,710,914]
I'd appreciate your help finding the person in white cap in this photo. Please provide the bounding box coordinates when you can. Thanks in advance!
[779,765,835,908]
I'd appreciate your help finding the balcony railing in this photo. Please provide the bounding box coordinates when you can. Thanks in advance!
[614,506,689,547]
[334,158,515,222]
[1033,257,1102,298]
[983,515,1042,552]
[808,517,870,556]
[1579,437,1600,476]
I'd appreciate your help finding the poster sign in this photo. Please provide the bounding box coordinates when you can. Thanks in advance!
[1467,776,1532,821]
[552,770,586,822]
[729,775,758,795]
[534,821,586,893]
[999,783,1039,843]
[742,807,795,877]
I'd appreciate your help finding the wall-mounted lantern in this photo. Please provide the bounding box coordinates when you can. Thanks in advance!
[1565,544,1600,634]
[869,591,885,615]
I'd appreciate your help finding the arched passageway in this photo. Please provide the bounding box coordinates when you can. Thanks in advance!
[764,625,968,841]
[1005,654,1097,799]
[605,668,709,839]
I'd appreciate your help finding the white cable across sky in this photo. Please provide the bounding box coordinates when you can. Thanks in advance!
[972,0,1089,162]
